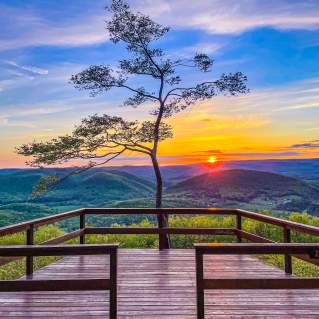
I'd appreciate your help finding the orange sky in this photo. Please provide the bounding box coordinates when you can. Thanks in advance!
[2,83,318,169]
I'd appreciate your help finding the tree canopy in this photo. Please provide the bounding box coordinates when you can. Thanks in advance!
[17,0,248,225]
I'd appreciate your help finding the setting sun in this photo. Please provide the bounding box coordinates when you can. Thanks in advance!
[207,156,218,163]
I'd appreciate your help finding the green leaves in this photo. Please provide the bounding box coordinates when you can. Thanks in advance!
[17,114,172,168]
[194,53,214,72]
[70,65,127,96]
[106,0,169,49]
[30,175,59,198]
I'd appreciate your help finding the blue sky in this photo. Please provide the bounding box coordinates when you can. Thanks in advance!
[0,0,319,167]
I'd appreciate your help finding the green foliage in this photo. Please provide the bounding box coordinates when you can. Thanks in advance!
[168,169,319,214]
[86,219,158,248]
[260,255,319,277]
[1,212,318,280]
[0,225,64,280]
[0,203,55,227]
[169,215,236,248]
[1,169,319,231]
[31,174,59,198]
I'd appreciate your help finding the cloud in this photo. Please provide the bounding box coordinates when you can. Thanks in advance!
[288,140,319,149]
[191,149,301,157]
[0,105,73,118]
[213,76,319,114]
[4,61,48,75]
[192,149,223,154]
[175,41,225,58]
[0,3,108,51]
[1,0,318,52]
[139,0,319,34]
[172,111,271,134]
[0,105,74,129]
[282,102,319,110]
[0,116,36,128]
[224,151,301,157]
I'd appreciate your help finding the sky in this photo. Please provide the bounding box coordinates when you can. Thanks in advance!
[0,0,319,168]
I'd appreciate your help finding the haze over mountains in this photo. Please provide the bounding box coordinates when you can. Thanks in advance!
[0,159,319,227]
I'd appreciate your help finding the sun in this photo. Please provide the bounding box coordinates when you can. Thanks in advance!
[207,156,218,164]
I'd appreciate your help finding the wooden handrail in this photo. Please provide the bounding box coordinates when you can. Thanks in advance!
[1,208,318,238]
[194,242,319,255]
[236,209,319,237]
[83,207,237,215]
[84,227,236,235]
[0,208,84,236]
[194,243,319,319]
[0,243,118,256]
[0,207,318,268]
[0,244,118,319]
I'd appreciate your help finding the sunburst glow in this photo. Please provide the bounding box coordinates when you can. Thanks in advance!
[207,156,217,163]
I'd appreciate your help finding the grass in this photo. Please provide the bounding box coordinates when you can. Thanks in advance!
[0,225,65,280]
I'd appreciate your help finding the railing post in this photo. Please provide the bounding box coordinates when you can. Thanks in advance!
[26,224,34,277]
[80,212,85,245]
[109,247,117,319]
[158,212,170,250]
[283,227,292,274]
[196,248,205,319]
[236,214,242,243]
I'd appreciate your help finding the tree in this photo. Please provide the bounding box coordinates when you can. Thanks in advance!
[17,0,248,249]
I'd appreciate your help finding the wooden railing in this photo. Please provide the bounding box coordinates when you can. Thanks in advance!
[0,244,118,319]
[0,208,319,274]
[194,243,319,319]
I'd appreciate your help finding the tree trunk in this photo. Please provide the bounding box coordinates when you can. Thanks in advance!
[151,154,170,249]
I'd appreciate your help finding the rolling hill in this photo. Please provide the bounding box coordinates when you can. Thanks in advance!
[167,169,319,214]
[1,166,319,228]
[0,169,154,205]
[0,169,155,226]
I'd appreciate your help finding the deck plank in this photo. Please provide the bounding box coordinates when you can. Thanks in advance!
[0,249,319,318]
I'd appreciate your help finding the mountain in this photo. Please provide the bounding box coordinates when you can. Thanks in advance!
[4,158,319,186]
[168,169,319,214]
[0,169,156,227]
[0,169,154,211]
[108,158,319,186]
[1,162,319,227]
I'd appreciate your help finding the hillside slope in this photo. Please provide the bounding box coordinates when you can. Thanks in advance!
[168,169,319,214]
[0,169,154,206]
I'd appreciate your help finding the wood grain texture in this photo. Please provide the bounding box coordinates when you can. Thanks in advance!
[1,249,319,318]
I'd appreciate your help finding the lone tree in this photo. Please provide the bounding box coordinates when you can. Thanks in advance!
[17,0,248,249]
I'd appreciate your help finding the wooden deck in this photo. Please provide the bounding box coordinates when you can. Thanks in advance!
[1,249,319,318]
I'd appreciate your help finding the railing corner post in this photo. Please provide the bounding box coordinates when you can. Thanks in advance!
[158,211,170,250]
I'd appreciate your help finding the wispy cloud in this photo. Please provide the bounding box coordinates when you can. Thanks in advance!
[287,140,319,149]
[1,0,318,52]
[0,105,74,129]
[0,116,36,128]
[0,3,108,51]
[4,61,48,75]
[212,76,319,114]
[139,0,319,34]
[176,41,225,58]
[191,149,301,157]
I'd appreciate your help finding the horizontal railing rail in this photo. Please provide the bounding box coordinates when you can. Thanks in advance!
[194,243,319,319]
[0,244,118,319]
[0,207,319,273]
[0,208,84,236]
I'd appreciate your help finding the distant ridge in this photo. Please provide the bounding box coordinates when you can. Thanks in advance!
[167,169,319,214]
